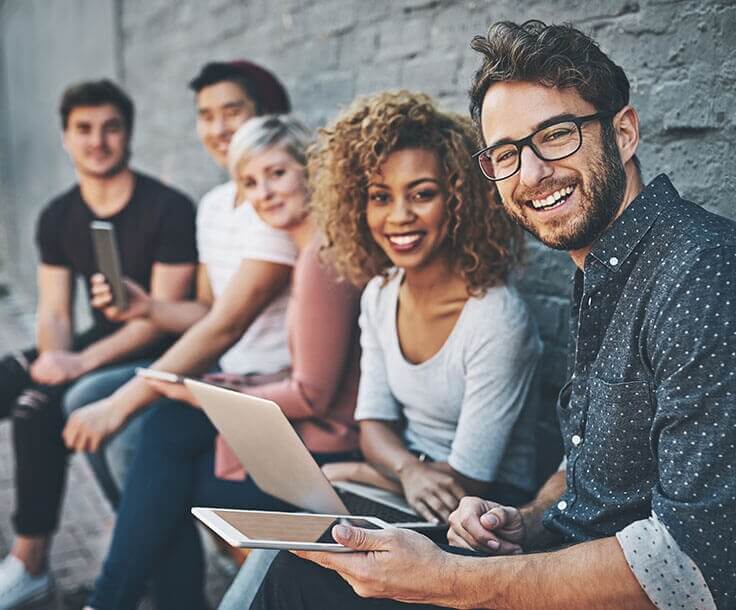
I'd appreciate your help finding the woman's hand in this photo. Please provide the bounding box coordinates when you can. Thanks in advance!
[397,460,465,524]
[90,273,151,322]
[143,378,201,408]
[322,462,404,494]
[30,350,89,384]
[202,371,252,392]
[63,397,127,453]
[322,461,364,482]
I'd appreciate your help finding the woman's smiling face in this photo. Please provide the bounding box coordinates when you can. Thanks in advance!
[366,148,450,272]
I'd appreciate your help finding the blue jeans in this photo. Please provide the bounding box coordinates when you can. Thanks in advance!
[89,400,357,610]
[62,360,152,507]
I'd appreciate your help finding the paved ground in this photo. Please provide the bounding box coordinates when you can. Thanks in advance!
[0,288,236,609]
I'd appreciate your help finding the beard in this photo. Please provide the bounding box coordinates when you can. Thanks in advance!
[501,126,627,251]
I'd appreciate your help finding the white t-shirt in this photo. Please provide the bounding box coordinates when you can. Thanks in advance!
[355,271,542,491]
[196,181,297,374]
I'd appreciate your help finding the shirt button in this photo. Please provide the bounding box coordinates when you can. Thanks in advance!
[587,296,593,306]
[571,434,582,446]
[609,256,619,266]
[557,500,568,511]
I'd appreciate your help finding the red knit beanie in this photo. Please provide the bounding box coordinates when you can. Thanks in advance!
[228,60,291,114]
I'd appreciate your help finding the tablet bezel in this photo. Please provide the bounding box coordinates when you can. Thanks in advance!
[192,507,391,552]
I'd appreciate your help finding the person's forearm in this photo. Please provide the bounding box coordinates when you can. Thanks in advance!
[427,462,490,498]
[93,260,290,421]
[36,313,73,352]
[78,319,163,372]
[108,374,161,421]
[439,536,654,610]
[360,421,421,480]
[148,258,290,375]
[151,311,245,378]
[147,299,210,334]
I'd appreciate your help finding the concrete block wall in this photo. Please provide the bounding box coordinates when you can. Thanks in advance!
[116,0,735,401]
[1,0,735,401]
[0,0,119,324]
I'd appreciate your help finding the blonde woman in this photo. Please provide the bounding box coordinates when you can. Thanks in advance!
[83,116,361,610]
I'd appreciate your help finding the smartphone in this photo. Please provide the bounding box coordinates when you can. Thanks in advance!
[135,367,185,385]
[90,221,128,310]
[192,508,390,552]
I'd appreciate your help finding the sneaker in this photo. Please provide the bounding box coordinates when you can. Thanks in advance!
[0,555,54,609]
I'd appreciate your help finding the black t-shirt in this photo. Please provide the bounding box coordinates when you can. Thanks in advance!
[36,171,198,334]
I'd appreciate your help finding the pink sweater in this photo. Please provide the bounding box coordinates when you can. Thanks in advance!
[214,238,361,479]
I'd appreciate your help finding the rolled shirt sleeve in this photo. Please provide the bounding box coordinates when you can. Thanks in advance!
[616,513,716,609]
[647,246,736,608]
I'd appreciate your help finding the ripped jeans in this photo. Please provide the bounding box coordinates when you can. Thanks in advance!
[0,326,113,536]
[0,348,73,536]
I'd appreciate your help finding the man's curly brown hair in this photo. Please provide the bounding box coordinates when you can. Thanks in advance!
[469,20,630,127]
[308,90,522,293]
[469,20,640,172]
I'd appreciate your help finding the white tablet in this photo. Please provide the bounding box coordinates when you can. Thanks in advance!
[192,508,391,552]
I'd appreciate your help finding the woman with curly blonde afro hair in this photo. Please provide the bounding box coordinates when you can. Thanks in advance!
[311,91,543,524]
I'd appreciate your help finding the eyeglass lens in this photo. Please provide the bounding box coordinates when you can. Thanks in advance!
[478,121,582,181]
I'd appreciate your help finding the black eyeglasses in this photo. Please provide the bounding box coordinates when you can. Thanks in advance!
[473,112,615,181]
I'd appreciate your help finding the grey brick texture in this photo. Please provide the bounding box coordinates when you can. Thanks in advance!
[116,0,734,402]
[1,0,735,405]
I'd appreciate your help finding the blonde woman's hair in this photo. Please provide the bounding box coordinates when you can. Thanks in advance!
[228,114,311,177]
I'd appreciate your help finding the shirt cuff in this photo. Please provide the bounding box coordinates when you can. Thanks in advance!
[616,513,716,610]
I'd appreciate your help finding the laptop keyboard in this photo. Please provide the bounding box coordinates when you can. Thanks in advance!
[337,489,419,523]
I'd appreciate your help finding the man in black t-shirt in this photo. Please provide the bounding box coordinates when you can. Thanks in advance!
[0,80,197,608]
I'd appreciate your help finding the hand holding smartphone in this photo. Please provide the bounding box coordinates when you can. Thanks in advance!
[90,221,128,310]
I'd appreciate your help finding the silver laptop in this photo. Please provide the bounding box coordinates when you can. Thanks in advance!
[186,379,434,528]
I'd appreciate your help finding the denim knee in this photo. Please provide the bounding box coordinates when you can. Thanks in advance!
[62,361,150,504]
[62,361,150,418]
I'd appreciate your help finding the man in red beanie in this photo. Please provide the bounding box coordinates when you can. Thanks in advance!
[188,61,291,167]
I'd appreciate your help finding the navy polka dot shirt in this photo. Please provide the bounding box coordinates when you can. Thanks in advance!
[542,175,736,608]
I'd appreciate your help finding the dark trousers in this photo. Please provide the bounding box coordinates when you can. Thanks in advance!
[89,401,359,610]
[0,327,106,536]
[250,547,481,610]
[248,484,528,610]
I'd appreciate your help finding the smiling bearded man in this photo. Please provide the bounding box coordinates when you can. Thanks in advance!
[247,19,736,610]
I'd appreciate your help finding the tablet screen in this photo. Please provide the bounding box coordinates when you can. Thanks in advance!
[213,510,380,544]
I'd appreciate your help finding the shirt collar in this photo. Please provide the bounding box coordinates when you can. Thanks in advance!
[590,174,678,272]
